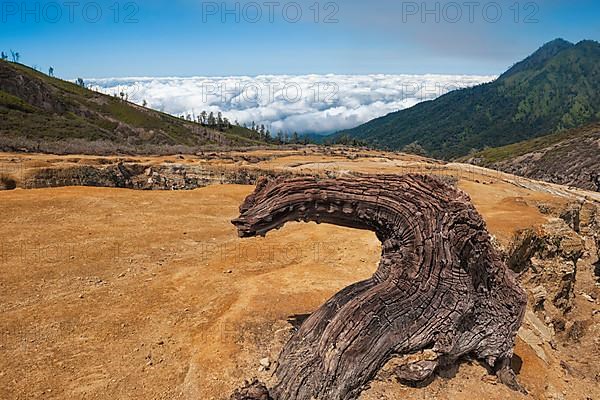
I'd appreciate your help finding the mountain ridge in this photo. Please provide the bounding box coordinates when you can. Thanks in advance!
[0,60,268,154]
[499,38,574,79]
[333,39,600,159]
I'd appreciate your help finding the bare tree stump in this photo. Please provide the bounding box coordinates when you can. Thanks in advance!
[231,174,527,400]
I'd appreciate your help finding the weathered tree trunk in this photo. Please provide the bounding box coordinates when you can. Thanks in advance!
[231,174,527,400]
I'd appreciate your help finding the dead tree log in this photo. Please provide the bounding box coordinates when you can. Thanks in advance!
[231,174,527,400]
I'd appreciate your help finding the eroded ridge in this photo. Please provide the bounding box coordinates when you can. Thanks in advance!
[231,174,527,400]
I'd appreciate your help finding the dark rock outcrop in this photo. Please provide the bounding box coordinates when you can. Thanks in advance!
[21,163,294,191]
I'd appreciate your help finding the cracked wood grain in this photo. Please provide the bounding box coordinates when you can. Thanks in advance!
[230,174,527,400]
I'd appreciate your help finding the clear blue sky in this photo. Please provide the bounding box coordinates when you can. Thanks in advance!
[2,0,599,78]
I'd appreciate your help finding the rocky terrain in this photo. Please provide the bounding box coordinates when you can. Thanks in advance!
[467,123,600,192]
[1,148,599,400]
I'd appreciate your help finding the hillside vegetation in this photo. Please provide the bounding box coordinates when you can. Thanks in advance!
[334,39,600,159]
[0,60,267,154]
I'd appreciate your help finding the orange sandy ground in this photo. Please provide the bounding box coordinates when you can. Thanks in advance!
[1,151,599,399]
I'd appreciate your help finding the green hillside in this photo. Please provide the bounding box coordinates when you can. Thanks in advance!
[334,39,600,159]
[0,60,268,153]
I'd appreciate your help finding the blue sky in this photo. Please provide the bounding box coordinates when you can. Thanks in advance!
[2,0,599,78]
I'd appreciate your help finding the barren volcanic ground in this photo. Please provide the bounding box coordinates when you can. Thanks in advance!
[1,148,599,399]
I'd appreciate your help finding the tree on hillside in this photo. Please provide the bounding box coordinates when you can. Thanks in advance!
[10,50,20,63]
[48,67,54,77]
[207,112,216,127]
[332,134,368,147]
[76,78,85,88]
[200,111,207,125]
[0,51,7,61]
[217,111,223,129]
[401,141,428,157]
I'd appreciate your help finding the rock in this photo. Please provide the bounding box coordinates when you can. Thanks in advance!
[507,228,541,273]
[567,320,587,342]
[579,203,596,230]
[531,285,548,310]
[22,161,295,191]
[538,219,585,262]
[560,203,582,233]
[559,360,580,377]
[259,357,271,369]
[580,292,595,302]
[551,318,566,332]
[230,379,271,400]
[518,328,548,363]
[508,218,585,315]
[518,310,555,363]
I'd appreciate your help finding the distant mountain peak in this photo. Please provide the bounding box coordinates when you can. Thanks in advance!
[500,38,574,79]
[542,38,573,48]
[574,39,600,50]
[333,38,600,160]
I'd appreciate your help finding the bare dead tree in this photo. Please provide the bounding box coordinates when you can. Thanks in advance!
[231,174,527,400]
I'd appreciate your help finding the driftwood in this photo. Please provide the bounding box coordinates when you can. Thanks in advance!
[231,174,527,400]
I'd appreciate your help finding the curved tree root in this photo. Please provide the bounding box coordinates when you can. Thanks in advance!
[230,174,527,400]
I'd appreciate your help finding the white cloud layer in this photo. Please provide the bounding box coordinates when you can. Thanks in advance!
[87,74,495,134]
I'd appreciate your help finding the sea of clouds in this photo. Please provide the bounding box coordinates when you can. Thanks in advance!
[86,74,496,135]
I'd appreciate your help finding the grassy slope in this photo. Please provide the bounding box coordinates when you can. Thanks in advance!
[462,122,600,191]
[465,122,600,165]
[0,60,266,149]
